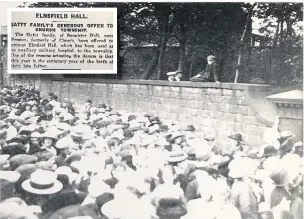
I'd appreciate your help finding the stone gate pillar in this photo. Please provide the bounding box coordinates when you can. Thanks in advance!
[267,90,303,142]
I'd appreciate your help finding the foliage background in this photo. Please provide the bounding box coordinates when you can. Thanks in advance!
[26,2,303,89]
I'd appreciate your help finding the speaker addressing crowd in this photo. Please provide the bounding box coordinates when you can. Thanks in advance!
[0,85,302,219]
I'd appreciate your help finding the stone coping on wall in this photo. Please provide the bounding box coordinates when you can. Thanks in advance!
[50,78,272,91]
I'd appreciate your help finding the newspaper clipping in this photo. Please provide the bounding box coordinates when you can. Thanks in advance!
[8,8,117,74]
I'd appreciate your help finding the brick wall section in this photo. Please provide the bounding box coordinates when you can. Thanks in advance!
[12,78,277,148]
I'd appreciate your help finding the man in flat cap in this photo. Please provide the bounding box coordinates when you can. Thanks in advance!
[190,55,220,83]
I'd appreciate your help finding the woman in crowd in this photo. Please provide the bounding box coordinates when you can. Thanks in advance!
[0,85,302,219]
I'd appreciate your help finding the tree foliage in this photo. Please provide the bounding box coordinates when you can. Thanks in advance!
[26,2,303,86]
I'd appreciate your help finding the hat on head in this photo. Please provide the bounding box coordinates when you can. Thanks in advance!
[195,147,211,161]
[0,155,10,170]
[187,138,209,150]
[140,135,158,147]
[13,117,26,125]
[294,141,303,157]
[258,202,271,213]
[21,169,63,195]
[0,130,8,140]
[207,55,216,61]
[261,144,278,158]
[67,217,94,219]
[15,163,37,182]
[228,158,256,179]
[41,127,60,140]
[0,121,9,129]
[0,171,21,183]
[167,151,187,163]
[281,153,302,169]
[269,163,294,186]
[6,136,28,145]
[179,124,195,132]
[63,113,74,122]
[9,154,38,170]
[2,143,27,156]
[69,131,83,141]
[228,133,242,141]
[30,132,41,139]
[280,130,295,142]
[294,141,303,148]
[55,166,77,184]
[204,134,216,141]
[55,137,73,150]
[169,132,185,142]
[35,161,54,171]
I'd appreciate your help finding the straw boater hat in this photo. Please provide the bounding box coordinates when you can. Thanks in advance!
[22,169,63,195]
[280,130,293,139]
[41,127,60,140]
[228,157,256,179]
[167,151,188,163]
[0,171,21,183]
[55,166,77,184]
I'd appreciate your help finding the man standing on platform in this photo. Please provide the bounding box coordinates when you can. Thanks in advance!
[190,55,220,83]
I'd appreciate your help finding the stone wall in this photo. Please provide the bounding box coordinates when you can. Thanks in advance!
[12,78,277,148]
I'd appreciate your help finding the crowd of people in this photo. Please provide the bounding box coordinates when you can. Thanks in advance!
[0,85,302,219]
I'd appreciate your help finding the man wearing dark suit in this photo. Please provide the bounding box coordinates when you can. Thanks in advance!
[190,55,220,83]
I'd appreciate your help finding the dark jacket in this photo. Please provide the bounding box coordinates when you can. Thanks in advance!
[199,62,219,82]
[42,203,101,219]
[41,190,87,213]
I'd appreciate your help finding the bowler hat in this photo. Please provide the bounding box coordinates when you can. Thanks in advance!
[261,144,278,158]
